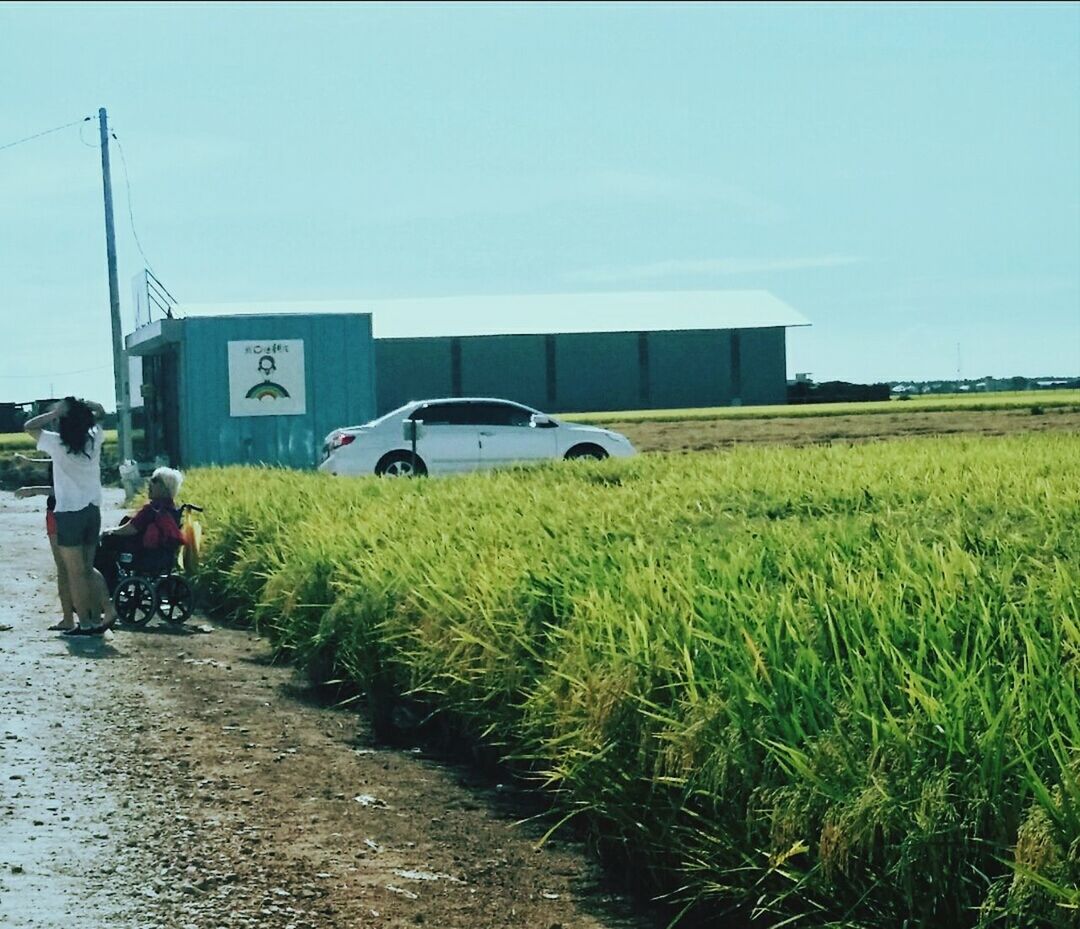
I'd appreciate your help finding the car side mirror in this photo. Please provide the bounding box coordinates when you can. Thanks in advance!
[403,419,424,442]
[530,413,554,428]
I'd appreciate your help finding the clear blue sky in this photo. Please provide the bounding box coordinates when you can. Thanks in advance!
[2,1,1077,407]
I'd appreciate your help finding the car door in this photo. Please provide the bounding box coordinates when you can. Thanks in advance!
[475,401,558,469]
[411,401,481,473]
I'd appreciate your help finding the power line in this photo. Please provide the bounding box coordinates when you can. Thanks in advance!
[79,119,100,148]
[110,131,159,279]
[0,116,92,153]
[1,114,169,285]
[0,363,112,379]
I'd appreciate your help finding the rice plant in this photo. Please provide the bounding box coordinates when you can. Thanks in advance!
[183,433,1079,927]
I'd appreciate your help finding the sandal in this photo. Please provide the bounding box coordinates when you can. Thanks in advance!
[49,622,76,632]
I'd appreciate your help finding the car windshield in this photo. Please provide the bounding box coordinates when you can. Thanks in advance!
[362,403,418,428]
[351,400,556,431]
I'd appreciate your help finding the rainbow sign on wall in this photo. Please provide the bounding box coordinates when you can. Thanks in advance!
[228,340,306,417]
[244,381,291,401]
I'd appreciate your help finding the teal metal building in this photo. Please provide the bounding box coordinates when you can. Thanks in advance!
[125,312,375,468]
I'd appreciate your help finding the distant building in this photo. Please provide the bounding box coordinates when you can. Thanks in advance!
[0,403,22,433]
[0,399,61,434]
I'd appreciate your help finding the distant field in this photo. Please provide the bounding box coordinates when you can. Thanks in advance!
[0,430,118,451]
[604,404,1080,454]
[563,389,1080,424]
[0,431,121,489]
[0,393,1075,449]
[1,391,1076,462]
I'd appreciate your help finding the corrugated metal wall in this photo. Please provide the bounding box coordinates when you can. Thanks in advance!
[737,327,789,406]
[373,337,454,411]
[552,332,641,412]
[647,331,733,409]
[375,327,788,414]
[460,335,548,408]
[179,314,375,468]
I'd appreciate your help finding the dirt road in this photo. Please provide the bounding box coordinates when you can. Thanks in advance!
[0,489,662,929]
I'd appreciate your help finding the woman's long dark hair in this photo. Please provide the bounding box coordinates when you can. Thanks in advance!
[58,397,96,458]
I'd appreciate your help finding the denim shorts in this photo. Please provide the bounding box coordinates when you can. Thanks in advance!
[54,504,101,548]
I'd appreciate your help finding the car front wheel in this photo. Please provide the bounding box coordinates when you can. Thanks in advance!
[375,450,427,477]
[564,444,608,461]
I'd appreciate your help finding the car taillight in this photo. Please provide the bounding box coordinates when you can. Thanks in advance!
[331,433,356,450]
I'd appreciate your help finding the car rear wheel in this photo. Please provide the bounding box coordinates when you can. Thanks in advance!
[375,451,427,477]
[564,444,608,461]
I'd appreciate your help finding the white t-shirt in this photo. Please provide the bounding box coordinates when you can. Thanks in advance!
[37,424,104,512]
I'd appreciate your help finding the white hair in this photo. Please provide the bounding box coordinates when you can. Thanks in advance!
[152,466,183,499]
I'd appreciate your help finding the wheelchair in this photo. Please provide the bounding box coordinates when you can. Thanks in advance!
[112,503,204,628]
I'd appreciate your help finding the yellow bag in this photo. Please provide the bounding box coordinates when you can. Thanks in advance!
[179,509,203,573]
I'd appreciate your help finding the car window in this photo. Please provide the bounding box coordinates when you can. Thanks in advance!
[408,401,536,426]
[468,402,534,426]
[411,402,477,426]
[367,402,416,427]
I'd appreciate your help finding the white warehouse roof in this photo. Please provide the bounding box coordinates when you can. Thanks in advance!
[170,290,810,339]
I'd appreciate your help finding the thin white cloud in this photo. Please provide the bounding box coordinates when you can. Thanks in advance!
[343,171,787,226]
[566,255,865,284]
[589,172,788,224]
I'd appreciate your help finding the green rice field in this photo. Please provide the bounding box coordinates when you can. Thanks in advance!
[182,432,1079,928]
[564,389,1080,424]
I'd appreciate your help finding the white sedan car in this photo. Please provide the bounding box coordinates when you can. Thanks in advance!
[318,398,636,477]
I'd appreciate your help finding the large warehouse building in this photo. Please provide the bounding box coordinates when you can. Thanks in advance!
[369,290,809,414]
[125,290,809,467]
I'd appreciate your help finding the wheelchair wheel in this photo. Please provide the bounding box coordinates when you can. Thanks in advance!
[155,575,194,625]
[114,577,158,627]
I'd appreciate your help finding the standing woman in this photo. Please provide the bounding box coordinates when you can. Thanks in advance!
[23,397,115,635]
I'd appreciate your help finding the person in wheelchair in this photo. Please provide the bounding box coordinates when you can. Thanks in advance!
[96,466,185,594]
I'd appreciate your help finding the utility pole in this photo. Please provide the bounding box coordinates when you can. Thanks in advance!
[99,107,132,463]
